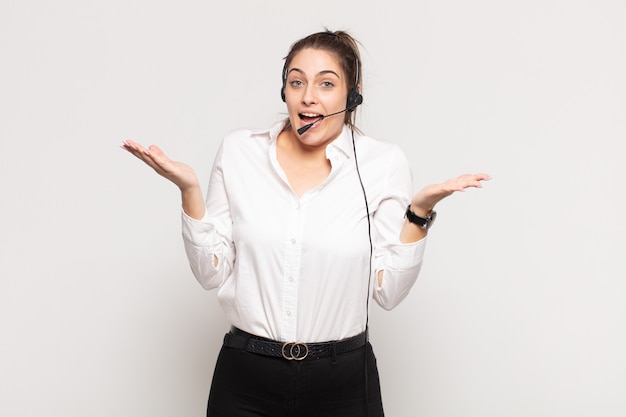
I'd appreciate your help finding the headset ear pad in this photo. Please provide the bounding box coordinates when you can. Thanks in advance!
[281,62,287,102]
[347,88,363,112]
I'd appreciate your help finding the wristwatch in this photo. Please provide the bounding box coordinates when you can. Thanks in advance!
[405,205,437,230]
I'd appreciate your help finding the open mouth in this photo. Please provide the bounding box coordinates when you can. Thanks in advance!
[299,112,323,124]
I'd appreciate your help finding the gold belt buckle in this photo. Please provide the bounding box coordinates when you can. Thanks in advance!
[281,341,309,360]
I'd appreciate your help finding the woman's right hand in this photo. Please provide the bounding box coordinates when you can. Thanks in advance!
[122,140,206,219]
[121,140,199,191]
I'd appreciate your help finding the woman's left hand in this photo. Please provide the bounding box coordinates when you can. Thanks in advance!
[409,173,491,215]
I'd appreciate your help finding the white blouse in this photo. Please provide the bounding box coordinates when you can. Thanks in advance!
[182,121,426,343]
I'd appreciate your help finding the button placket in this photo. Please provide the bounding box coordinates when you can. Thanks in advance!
[281,199,304,341]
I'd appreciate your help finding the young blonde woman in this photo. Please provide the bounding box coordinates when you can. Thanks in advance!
[123,30,489,417]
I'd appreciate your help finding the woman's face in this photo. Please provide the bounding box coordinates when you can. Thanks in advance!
[284,48,349,148]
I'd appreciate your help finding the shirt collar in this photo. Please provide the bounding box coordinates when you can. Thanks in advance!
[327,124,354,160]
[253,119,354,160]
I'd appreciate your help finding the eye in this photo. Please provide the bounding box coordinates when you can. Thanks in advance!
[321,81,335,88]
[289,80,303,87]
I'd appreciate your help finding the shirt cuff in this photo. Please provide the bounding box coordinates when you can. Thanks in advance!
[181,209,219,247]
[382,236,427,271]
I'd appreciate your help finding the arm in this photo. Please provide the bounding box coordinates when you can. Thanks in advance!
[371,147,490,309]
[181,143,235,289]
[376,173,491,288]
[122,140,234,286]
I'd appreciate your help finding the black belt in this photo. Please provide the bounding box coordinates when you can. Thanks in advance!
[223,327,368,361]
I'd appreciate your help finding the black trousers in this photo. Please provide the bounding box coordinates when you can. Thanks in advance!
[206,338,385,417]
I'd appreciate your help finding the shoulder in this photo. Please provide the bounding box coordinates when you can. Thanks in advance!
[221,127,265,147]
[215,121,286,171]
[221,120,285,150]
[351,132,413,199]
[356,132,411,170]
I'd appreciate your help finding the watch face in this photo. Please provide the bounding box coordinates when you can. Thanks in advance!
[427,211,437,229]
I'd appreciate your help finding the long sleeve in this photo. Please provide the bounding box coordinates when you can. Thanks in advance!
[370,144,427,310]
[181,142,235,290]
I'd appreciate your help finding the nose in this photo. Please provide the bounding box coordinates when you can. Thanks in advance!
[302,84,318,105]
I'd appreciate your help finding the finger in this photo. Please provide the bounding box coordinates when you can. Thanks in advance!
[122,139,135,148]
[470,172,492,186]
[123,141,165,165]
[121,141,148,162]
[123,139,145,152]
[146,144,165,157]
[141,147,172,173]
[452,173,491,188]
[459,181,482,190]
[122,140,168,174]
[473,173,491,182]
[122,140,149,157]
[457,178,488,190]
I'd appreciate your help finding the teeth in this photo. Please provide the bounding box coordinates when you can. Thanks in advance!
[301,113,320,117]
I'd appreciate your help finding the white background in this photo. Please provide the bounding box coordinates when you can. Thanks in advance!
[1,0,625,416]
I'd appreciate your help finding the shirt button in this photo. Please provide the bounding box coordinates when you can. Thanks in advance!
[290,239,296,245]
[286,310,292,317]
[288,276,294,282]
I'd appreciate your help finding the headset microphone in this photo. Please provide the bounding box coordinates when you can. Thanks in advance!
[296,108,351,135]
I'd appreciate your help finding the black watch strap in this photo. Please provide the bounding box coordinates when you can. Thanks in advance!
[405,205,437,230]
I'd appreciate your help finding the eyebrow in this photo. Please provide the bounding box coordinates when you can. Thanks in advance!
[288,68,341,79]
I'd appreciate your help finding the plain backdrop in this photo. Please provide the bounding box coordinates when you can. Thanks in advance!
[1,0,625,416]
